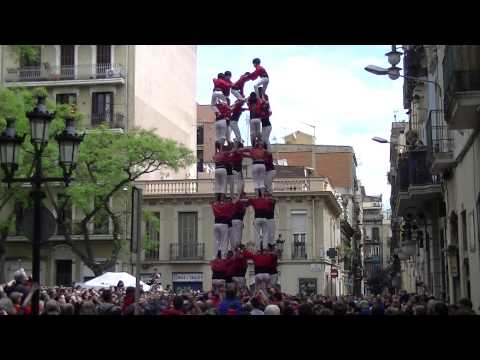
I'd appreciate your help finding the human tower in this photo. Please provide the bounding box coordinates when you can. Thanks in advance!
[209,58,281,293]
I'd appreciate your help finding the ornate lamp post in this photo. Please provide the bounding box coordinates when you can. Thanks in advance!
[0,95,84,315]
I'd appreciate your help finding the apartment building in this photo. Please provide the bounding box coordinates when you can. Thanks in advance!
[137,175,342,295]
[390,45,480,307]
[0,45,197,285]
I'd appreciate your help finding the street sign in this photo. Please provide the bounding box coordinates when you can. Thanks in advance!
[330,268,338,278]
[22,207,56,244]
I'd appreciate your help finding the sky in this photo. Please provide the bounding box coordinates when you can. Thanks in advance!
[196,45,406,210]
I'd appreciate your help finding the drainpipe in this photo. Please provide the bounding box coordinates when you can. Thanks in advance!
[312,198,316,260]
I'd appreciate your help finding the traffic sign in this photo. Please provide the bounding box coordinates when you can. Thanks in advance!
[330,268,338,278]
[22,207,56,244]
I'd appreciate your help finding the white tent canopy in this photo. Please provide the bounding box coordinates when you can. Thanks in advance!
[83,272,151,292]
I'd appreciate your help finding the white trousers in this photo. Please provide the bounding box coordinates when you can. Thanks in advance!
[252,163,266,191]
[262,125,272,150]
[211,91,227,111]
[227,226,233,252]
[255,273,271,291]
[215,119,228,143]
[231,89,245,101]
[270,274,278,287]
[213,223,229,258]
[254,217,268,250]
[265,169,276,194]
[232,276,246,290]
[250,118,262,144]
[266,218,276,246]
[212,279,226,293]
[231,219,244,249]
[254,77,269,97]
[230,120,243,142]
[215,168,227,194]
[233,169,244,196]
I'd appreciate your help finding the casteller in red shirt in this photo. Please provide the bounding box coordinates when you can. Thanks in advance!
[232,73,251,94]
[213,78,232,93]
[249,64,268,80]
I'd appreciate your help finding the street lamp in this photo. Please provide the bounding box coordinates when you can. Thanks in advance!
[0,95,84,315]
[385,46,403,66]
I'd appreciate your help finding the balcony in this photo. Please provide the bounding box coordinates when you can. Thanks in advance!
[443,46,480,129]
[140,177,331,196]
[3,63,126,87]
[291,242,307,259]
[169,243,205,261]
[394,148,443,216]
[90,112,126,130]
[426,110,455,173]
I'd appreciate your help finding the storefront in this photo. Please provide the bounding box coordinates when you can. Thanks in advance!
[172,272,203,293]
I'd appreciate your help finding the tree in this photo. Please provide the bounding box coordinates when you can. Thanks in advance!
[1,86,194,280]
[366,268,391,295]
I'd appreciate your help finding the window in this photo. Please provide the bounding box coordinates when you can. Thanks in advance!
[93,198,109,234]
[178,212,198,259]
[197,125,204,145]
[197,149,204,173]
[96,45,112,77]
[145,212,160,261]
[57,193,73,235]
[60,45,75,79]
[372,227,380,241]
[56,260,72,286]
[291,211,307,259]
[91,92,113,125]
[56,93,77,106]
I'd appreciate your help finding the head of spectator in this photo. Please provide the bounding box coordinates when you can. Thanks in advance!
[44,300,61,315]
[264,304,280,315]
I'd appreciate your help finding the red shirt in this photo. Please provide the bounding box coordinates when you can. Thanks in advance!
[223,78,233,96]
[230,151,243,167]
[212,202,235,221]
[248,197,273,218]
[216,103,232,119]
[162,308,184,316]
[232,200,247,220]
[264,151,274,168]
[244,250,271,268]
[249,65,268,80]
[231,100,246,115]
[214,151,230,165]
[248,99,268,118]
[268,251,278,269]
[211,258,227,273]
[213,78,232,92]
[244,147,265,161]
[232,74,251,91]
[233,251,248,275]
[224,257,236,278]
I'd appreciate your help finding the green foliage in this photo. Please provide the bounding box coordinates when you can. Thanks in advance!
[143,210,160,253]
[10,45,40,64]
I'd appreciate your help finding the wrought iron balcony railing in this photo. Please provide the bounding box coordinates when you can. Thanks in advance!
[91,112,126,129]
[170,243,205,261]
[4,63,126,83]
[292,242,307,259]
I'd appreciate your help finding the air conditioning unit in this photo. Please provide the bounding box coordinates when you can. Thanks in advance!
[106,68,121,78]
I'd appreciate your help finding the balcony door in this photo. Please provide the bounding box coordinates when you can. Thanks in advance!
[178,212,198,259]
[96,45,112,78]
[91,92,113,126]
[60,45,75,79]
[291,211,307,259]
[55,260,72,286]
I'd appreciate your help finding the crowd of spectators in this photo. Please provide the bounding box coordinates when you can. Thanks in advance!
[1,269,477,316]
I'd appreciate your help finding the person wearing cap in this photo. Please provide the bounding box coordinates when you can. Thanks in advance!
[231,72,251,101]
[250,58,269,99]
